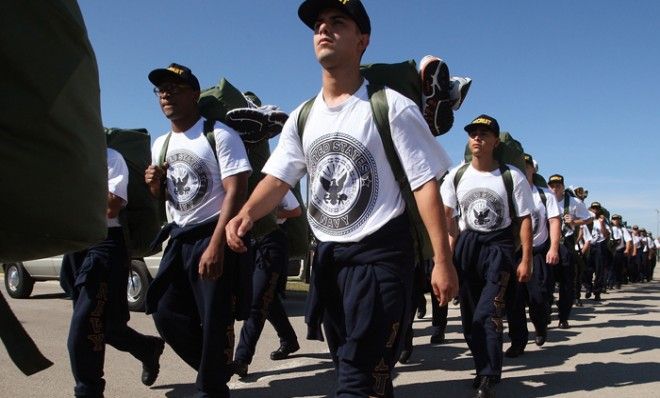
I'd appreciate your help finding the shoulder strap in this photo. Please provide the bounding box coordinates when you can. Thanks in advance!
[500,164,516,220]
[563,190,570,215]
[536,186,547,209]
[203,119,218,162]
[157,119,218,165]
[367,84,407,185]
[297,97,316,139]
[451,163,470,217]
[452,163,470,193]
[158,132,172,167]
[367,83,431,261]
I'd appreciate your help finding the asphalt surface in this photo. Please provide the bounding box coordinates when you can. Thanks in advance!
[2,274,659,397]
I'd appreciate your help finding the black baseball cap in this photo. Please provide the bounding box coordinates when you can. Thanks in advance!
[148,63,200,91]
[524,153,534,164]
[548,174,564,185]
[611,214,622,220]
[298,0,371,34]
[464,114,500,135]
[590,201,602,209]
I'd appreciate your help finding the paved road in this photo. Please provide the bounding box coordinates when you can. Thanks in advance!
[2,277,659,397]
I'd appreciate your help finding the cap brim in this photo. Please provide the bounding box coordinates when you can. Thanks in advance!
[299,0,357,31]
[464,122,496,133]
[298,0,326,31]
[148,68,190,87]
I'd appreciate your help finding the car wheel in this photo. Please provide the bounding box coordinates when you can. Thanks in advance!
[127,259,151,312]
[4,263,35,298]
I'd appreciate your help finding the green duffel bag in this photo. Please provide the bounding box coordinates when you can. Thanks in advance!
[0,0,107,261]
[106,128,162,257]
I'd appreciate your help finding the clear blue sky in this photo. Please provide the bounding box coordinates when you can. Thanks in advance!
[78,0,660,234]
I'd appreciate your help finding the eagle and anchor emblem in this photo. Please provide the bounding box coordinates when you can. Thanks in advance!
[307,133,378,235]
[460,188,505,232]
[165,149,212,214]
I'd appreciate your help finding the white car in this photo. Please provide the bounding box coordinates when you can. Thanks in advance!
[2,255,162,312]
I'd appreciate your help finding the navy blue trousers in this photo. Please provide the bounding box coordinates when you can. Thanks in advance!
[151,235,246,398]
[609,249,625,287]
[454,228,514,378]
[306,215,414,397]
[235,228,297,364]
[638,251,650,281]
[584,241,607,295]
[553,239,576,322]
[627,251,641,282]
[64,227,157,398]
[506,241,551,347]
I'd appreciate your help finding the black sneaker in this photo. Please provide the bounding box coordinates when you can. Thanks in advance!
[430,330,445,345]
[225,106,289,143]
[399,332,413,364]
[141,337,165,386]
[230,360,249,378]
[420,55,453,136]
[534,327,547,346]
[475,376,496,398]
[504,343,525,358]
[270,341,300,360]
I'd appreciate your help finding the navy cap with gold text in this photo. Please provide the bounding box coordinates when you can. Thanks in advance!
[298,0,371,34]
[148,63,200,91]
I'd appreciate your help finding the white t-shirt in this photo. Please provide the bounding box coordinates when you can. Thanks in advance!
[263,82,451,243]
[151,119,252,227]
[107,148,128,228]
[530,186,560,247]
[577,224,593,250]
[277,190,301,225]
[611,225,631,250]
[440,163,533,233]
[588,219,611,244]
[556,194,592,237]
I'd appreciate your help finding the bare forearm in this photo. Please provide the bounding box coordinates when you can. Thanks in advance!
[107,193,124,219]
[549,217,561,251]
[519,215,533,264]
[208,174,248,249]
[242,175,291,221]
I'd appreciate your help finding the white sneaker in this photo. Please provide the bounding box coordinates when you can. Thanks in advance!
[449,76,472,111]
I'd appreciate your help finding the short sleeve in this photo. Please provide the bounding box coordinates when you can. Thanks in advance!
[510,166,533,218]
[262,105,308,187]
[107,148,128,204]
[213,124,252,179]
[388,94,452,190]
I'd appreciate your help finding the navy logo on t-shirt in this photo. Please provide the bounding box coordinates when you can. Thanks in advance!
[307,132,378,235]
[461,188,504,232]
[166,149,212,214]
